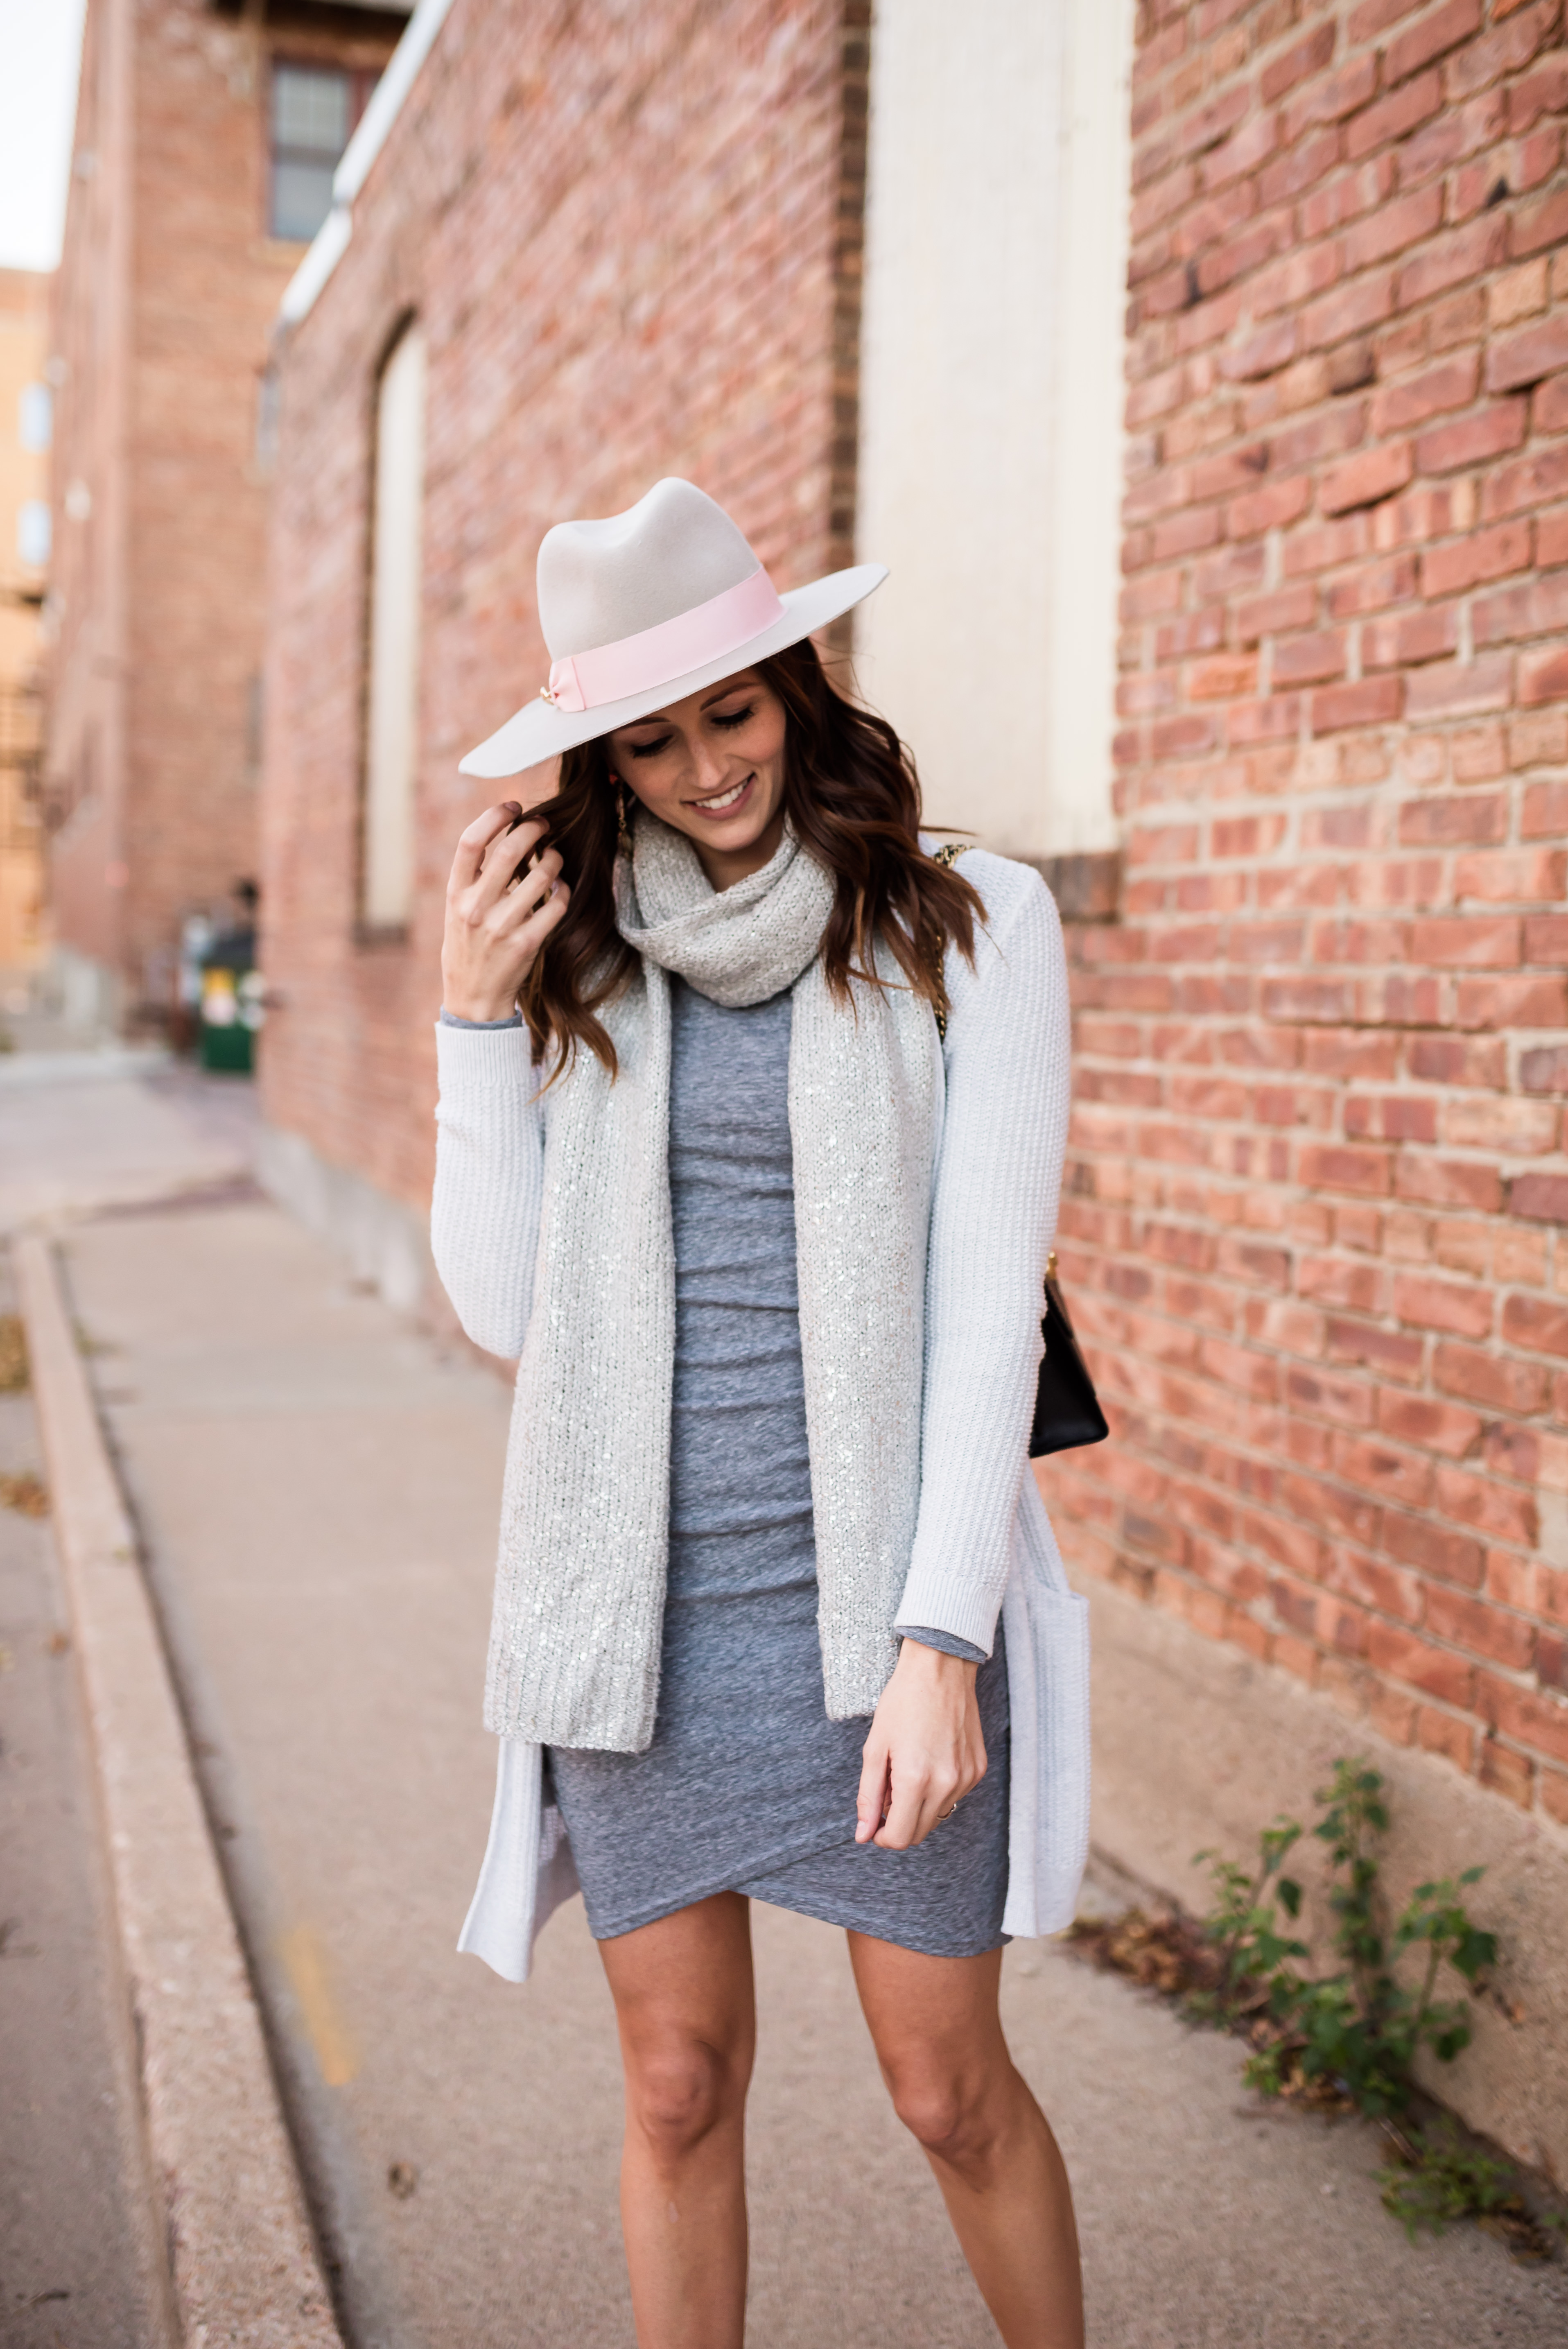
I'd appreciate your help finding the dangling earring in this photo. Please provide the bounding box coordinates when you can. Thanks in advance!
[609,772,630,842]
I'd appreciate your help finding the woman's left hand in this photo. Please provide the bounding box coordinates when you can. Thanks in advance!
[856,1640,987,1850]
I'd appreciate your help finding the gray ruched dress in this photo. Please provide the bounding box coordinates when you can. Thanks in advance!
[546,976,1010,1955]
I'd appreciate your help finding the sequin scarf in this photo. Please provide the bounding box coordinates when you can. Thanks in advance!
[481,816,941,1750]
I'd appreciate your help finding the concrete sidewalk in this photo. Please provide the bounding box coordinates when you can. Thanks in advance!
[0,1251,174,2349]
[0,1053,258,1233]
[45,1164,1568,2347]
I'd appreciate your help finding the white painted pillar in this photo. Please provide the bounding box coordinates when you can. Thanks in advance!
[855,0,1133,864]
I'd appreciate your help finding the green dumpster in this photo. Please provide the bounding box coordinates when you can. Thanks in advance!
[199,962,262,1074]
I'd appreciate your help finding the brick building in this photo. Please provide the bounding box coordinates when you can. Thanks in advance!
[258,0,879,1287]
[1056,0,1568,2165]
[44,0,406,1030]
[260,0,1132,1273]
[0,268,50,974]
[260,0,1568,2167]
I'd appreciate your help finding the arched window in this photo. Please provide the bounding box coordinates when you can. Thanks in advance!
[361,319,427,932]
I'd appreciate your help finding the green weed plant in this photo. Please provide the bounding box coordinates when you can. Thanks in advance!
[1195,1758,1517,2238]
[1191,1815,1307,2022]
[1376,2121,1519,2243]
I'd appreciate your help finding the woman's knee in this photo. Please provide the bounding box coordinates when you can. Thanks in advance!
[624,2035,747,2164]
[886,2058,1010,2179]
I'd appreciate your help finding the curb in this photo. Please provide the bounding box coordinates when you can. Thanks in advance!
[16,1233,345,2349]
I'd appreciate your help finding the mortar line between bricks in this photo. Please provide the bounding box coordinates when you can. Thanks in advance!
[16,1232,347,2349]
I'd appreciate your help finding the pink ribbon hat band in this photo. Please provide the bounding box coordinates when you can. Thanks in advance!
[457,476,888,776]
[542,566,786,714]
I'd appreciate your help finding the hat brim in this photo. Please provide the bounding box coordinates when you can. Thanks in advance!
[457,563,888,779]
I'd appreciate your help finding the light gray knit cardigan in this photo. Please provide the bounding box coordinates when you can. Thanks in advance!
[434,842,1093,1952]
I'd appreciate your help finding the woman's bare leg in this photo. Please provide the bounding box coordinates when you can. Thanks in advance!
[597,1891,756,2349]
[849,1933,1083,2349]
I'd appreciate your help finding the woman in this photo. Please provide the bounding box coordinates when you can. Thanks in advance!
[432,478,1089,2348]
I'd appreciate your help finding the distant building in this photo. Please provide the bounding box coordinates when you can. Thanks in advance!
[43,0,408,1031]
[0,267,50,974]
[261,0,1568,2179]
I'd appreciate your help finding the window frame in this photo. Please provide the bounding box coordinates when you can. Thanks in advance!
[265,53,379,246]
[18,383,52,452]
[16,500,51,571]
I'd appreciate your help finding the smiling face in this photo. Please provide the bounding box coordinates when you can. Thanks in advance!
[606,668,788,893]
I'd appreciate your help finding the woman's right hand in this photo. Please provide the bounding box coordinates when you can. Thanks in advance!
[441,802,569,1023]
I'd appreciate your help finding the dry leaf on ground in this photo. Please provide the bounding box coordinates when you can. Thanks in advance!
[0,1473,49,1519]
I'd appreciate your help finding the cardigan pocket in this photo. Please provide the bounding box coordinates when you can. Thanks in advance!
[458,1739,582,1983]
[1001,1476,1092,1940]
[1023,1584,1091,1933]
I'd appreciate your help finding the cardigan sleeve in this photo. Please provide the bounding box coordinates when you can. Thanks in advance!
[430,1022,546,1359]
[894,862,1071,1653]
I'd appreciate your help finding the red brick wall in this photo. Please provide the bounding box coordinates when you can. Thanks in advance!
[1052,0,1568,1828]
[0,268,48,967]
[47,0,133,983]
[260,0,867,1212]
[47,0,400,1010]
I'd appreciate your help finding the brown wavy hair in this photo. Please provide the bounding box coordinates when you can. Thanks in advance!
[515,637,983,1075]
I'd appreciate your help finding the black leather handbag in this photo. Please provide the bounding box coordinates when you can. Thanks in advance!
[1029,1253,1109,1458]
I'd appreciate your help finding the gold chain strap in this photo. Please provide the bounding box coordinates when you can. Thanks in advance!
[931,840,964,1041]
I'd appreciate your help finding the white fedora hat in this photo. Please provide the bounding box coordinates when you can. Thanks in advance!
[459,477,887,778]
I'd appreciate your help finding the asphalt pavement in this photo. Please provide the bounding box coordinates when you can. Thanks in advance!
[5,1058,1568,2347]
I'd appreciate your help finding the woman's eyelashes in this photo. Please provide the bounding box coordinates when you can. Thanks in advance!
[624,705,755,761]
